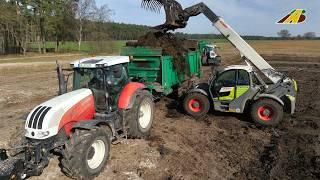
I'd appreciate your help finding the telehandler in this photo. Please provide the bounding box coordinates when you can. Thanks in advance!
[142,0,297,125]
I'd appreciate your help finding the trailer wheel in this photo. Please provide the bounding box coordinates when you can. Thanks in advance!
[183,93,210,118]
[126,90,154,138]
[61,127,110,179]
[251,99,284,126]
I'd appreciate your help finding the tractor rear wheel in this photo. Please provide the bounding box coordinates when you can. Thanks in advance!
[61,127,111,179]
[126,90,154,138]
[251,99,284,126]
[183,93,210,118]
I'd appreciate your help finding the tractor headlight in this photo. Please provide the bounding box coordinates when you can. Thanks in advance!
[293,79,298,92]
[286,95,296,102]
[25,129,50,138]
[37,131,50,138]
[210,52,215,58]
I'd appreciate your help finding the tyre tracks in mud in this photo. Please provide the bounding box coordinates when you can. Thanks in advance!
[242,55,320,179]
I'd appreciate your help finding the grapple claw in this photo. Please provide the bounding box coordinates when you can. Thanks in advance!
[141,0,186,31]
[141,0,163,13]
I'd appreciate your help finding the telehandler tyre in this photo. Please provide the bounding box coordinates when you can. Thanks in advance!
[61,127,111,179]
[126,90,154,138]
[251,99,283,126]
[183,93,210,118]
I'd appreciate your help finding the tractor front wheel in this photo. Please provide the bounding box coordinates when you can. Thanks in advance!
[183,93,210,118]
[126,90,154,138]
[61,127,111,179]
[251,99,284,126]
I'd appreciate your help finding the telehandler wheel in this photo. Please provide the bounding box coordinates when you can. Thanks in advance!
[251,99,284,126]
[126,90,154,138]
[183,93,210,118]
[61,127,111,180]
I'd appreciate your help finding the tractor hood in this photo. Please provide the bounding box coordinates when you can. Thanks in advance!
[25,89,95,140]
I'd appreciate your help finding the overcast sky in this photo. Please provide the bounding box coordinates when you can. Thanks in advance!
[97,0,319,37]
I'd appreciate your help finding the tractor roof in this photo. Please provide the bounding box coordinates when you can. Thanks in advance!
[224,65,253,72]
[71,56,130,68]
[205,45,216,48]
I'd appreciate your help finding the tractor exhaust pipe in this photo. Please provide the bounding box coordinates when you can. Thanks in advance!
[56,61,67,95]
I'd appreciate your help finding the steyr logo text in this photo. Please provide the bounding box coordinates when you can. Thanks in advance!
[277,9,306,24]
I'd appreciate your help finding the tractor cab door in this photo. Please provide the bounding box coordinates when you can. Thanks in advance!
[73,68,107,112]
[212,70,237,101]
[211,69,251,112]
[235,70,250,98]
[212,69,251,100]
[105,64,129,110]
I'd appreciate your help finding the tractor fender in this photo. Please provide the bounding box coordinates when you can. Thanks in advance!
[72,119,116,139]
[118,82,146,110]
[188,88,209,97]
[255,94,284,106]
[188,83,210,97]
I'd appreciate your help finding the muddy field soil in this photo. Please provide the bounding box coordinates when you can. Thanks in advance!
[131,54,320,180]
[0,53,319,180]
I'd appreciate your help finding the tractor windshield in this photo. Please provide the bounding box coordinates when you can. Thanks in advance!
[73,68,104,90]
[72,65,129,111]
[207,47,214,51]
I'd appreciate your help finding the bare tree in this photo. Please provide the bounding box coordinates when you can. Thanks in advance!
[277,29,291,39]
[92,4,113,22]
[303,32,316,39]
[74,0,95,51]
[86,3,113,53]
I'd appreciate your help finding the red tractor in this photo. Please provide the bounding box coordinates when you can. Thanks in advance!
[0,56,155,179]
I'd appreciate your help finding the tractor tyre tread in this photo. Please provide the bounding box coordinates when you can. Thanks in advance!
[251,99,284,126]
[183,93,210,118]
[125,90,154,139]
[60,127,110,180]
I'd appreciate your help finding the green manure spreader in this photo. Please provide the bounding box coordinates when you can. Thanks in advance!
[122,46,202,97]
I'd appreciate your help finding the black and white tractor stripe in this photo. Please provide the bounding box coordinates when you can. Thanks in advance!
[28,106,51,129]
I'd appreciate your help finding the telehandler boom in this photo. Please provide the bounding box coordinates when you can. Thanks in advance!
[142,0,282,83]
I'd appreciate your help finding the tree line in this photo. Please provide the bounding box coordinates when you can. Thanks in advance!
[0,0,116,55]
[277,29,318,40]
[176,30,319,41]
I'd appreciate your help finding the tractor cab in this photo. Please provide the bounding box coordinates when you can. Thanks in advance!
[201,44,221,66]
[210,65,254,101]
[58,56,131,112]
[207,65,263,113]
